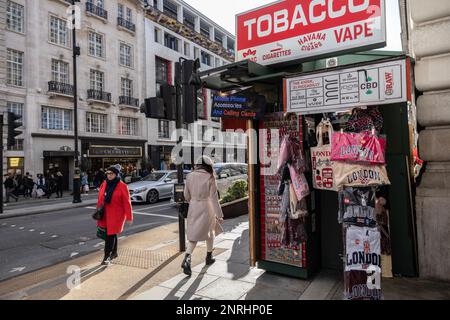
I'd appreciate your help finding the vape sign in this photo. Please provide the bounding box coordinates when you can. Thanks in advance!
[236,0,386,66]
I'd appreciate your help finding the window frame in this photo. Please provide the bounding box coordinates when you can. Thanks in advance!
[119,42,133,68]
[49,15,69,48]
[120,77,133,97]
[6,1,25,34]
[88,30,105,59]
[86,112,107,133]
[118,116,138,136]
[41,106,72,131]
[6,48,24,87]
[51,59,70,84]
[89,69,105,91]
[158,120,170,139]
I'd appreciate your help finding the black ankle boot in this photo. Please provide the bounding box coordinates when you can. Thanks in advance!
[205,252,215,265]
[182,254,192,276]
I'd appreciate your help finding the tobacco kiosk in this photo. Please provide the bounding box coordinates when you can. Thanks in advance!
[201,52,419,299]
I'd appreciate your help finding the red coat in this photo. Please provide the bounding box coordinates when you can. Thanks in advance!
[96,180,133,235]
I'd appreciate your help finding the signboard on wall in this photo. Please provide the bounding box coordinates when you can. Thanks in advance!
[284,58,407,114]
[236,0,386,65]
[211,94,266,120]
[88,146,142,157]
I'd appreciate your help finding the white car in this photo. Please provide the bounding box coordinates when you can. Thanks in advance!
[128,170,190,204]
[170,163,248,205]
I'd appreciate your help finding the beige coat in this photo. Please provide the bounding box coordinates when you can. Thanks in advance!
[184,169,224,242]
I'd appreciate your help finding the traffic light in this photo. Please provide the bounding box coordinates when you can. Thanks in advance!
[7,111,22,148]
[182,59,201,124]
[141,97,165,119]
[161,84,176,121]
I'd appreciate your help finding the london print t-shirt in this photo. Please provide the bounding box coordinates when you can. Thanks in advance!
[345,225,381,272]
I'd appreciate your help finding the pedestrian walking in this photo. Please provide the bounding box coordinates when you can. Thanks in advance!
[81,172,89,194]
[36,174,46,198]
[181,156,224,276]
[94,169,106,191]
[25,173,35,198]
[45,174,56,199]
[55,171,64,198]
[4,173,19,203]
[96,166,133,266]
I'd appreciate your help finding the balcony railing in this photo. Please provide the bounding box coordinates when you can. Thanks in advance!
[87,89,111,102]
[48,81,74,96]
[117,17,135,32]
[119,96,139,107]
[86,2,108,20]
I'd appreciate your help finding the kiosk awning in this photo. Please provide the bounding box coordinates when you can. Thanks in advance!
[199,60,291,91]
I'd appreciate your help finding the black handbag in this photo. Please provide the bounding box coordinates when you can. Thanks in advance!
[92,203,105,220]
[179,202,189,219]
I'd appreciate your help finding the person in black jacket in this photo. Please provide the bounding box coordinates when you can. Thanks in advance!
[24,172,35,198]
[4,173,19,203]
[55,171,64,198]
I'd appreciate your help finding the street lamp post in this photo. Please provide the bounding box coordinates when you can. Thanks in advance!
[71,0,81,203]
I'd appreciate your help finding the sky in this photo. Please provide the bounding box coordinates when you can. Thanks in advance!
[183,0,402,51]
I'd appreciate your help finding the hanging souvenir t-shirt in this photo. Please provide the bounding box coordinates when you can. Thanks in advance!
[345,225,381,272]
[344,107,383,133]
[338,187,377,226]
[331,131,387,164]
[344,271,382,300]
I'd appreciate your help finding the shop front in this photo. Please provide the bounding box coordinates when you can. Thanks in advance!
[201,55,418,299]
[43,149,75,190]
[81,138,145,181]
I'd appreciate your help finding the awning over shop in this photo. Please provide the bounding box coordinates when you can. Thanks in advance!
[199,60,291,91]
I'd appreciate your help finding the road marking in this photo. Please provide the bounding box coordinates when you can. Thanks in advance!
[85,207,96,210]
[11,225,16,227]
[10,267,26,273]
[51,235,58,238]
[134,202,173,211]
[133,211,178,220]
[29,229,35,232]
[40,232,46,235]
[79,242,85,245]
[19,227,24,230]
[94,242,104,248]
[70,252,79,258]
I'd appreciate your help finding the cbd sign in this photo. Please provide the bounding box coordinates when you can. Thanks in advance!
[236,0,386,66]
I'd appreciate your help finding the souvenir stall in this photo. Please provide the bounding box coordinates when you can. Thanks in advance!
[201,53,418,301]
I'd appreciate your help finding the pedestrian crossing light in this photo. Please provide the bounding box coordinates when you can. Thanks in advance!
[7,111,22,148]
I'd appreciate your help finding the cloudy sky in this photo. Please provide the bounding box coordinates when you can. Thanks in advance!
[183,0,402,51]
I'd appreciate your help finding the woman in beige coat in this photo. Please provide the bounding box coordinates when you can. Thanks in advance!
[182,156,224,276]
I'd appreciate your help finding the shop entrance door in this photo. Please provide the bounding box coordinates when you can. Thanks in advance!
[318,191,343,271]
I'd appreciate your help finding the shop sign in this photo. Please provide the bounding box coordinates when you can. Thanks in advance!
[211,94,265,120]
[236,0,386,65]
[284,58,407,114]
[88,146,142,157]
[8,157,24,168]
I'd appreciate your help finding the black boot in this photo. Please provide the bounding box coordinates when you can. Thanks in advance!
[181,254,192,276]
[205,252,215,265]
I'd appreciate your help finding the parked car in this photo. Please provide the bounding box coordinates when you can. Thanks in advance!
[128,170,190,204]
[170,163,248,205]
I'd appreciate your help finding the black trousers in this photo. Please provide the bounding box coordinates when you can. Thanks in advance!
[104,234,118,258]
[56,187,63,198]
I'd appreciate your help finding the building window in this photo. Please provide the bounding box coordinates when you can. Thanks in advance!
[155,56,170,95]
[119,42,132,67]
[201,51,211,66]
[163,0,178,20]
[164,32,179,52]
[184,42,190,57]
[7,102,24,125]
[200,20,210,38]
[126,7,132,22]
[88,31,104,58]
[194,47,200,60]
[118,3,124,18]
[118,117,138,136]
[41,106,72,130]
[49,16,69,47]
[7,48,23,87]
[197,88,207,119]
[121,78,133,97]
[90,69,104,91]
[86,112,106,133]
[7,1,24,33]
[158,120,170,138]
[183,10,195,30]
[215,57,220,68]
[51,59,69,84]
[154,27,162,43]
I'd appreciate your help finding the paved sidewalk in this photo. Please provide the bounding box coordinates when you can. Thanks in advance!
[2,214,450,300]
[0,193,98,219]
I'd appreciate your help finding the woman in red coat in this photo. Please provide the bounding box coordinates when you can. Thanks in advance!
[97,165,133,265]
